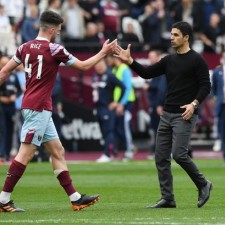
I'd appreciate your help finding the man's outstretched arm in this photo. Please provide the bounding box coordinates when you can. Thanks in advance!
[71,39,117,71]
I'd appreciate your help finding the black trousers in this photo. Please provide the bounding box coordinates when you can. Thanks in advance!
[155,111,207,201]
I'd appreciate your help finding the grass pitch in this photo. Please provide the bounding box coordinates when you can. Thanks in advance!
[0,158,224,225]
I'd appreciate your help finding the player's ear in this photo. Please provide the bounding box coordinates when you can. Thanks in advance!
[49,27,55,34]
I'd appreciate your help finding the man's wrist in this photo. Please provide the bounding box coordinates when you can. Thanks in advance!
[191,101,198,109]
[128,57,133,65]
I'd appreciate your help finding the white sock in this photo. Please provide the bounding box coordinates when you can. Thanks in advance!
[69,192,81,202]
[0,191,11,204]
[53,169,64,176]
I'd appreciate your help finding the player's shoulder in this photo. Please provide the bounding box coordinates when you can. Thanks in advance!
[49,43,69,56]
[49,42,64,51]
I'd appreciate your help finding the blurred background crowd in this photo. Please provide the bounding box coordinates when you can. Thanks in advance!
[1,0,225,55]
[0,0,225,163]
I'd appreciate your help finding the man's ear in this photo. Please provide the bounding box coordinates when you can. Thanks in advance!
[184,35,189,41]
[49,27,55,34]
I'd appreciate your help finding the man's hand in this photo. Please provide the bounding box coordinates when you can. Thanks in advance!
[108,102,124,115]
[101,39,117,55]
[156,105,163,116]
[116,103,124,116]
[108,101,118,111]
[113,44,133,65]
[180,103,195,120]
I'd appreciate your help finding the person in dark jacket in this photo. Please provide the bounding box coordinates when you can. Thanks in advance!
[114,21,212,209]
[93,59,126,162]
[0,56,22,162]
[212,51,225,163]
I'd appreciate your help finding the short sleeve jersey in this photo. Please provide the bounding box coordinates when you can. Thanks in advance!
[13,37,76,111]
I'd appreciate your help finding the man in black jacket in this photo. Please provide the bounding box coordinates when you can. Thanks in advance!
[114,21,212,208]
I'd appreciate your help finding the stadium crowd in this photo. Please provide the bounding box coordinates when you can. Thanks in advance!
[1,0,225,54]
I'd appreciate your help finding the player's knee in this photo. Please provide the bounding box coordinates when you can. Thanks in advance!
[15,144,37,165]
[51,145,65,160]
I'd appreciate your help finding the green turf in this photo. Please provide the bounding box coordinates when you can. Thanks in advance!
[0,159,224,225]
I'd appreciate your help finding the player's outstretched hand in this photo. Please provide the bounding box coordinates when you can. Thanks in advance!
[113,44,133,65]
[101,39,117,55]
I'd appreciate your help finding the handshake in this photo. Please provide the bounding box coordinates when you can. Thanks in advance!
[101,39,133,65]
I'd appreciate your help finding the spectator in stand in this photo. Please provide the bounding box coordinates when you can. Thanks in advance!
[93,59,126,162]
[0,4,11,33]
[119,21,141,52]
[202,0,224,29]
[128,0,147,19]
[100,0,120,40]
[212,51,225,163]
[0,56,22,162]
[116,0,133,31]
[199,13,222,53]
[96,21,106,45]
[47,0,62,15]
[61,0,87,52]
[79,0,102,23]
[171,0,191,22]
[24,0,39,17]
[138,2,154,51]
[21,5,40,43]
[81,22,101,52]
[38,0,49,14]
[0,0,24,29]
[116,0,132,19]
[171,0,205,33]
[139,0,173,52]
[0,4,17,55]
[39,0,62,14]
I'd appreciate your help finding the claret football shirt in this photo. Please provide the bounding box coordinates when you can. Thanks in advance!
[13,37,76,111]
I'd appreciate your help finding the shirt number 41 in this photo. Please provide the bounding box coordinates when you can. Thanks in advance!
[24,54,43,79]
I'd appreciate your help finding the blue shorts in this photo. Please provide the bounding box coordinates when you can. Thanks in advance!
[20,109,59,146]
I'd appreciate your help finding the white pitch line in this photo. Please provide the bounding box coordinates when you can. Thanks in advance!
[1,219,225,225]
[0,219,62,223]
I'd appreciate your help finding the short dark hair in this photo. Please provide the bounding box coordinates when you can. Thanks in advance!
[172,21,193,41]
[40,10,64,28]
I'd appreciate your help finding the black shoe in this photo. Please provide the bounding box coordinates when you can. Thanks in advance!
[71,194,100,211]
[197,180,213,208]
[0,200,25,212]
[147,199,176,208]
